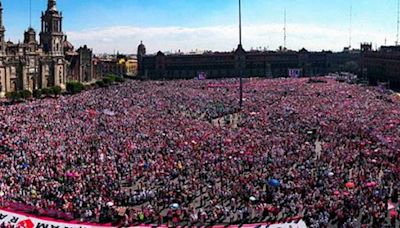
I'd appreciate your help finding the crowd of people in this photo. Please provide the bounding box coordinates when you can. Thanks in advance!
[0,77,399,227]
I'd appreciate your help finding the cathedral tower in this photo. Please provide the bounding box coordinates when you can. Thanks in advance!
[0,1,6,56]
[39,0,65,56]
[39,0,66,88]
[137,41,146,76]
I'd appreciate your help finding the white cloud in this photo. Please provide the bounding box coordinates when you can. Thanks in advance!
[66,23,388,54]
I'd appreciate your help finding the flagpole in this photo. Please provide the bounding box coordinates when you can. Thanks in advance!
[397,0,399,46]
[284,8,287,50]
[349,3,352,48]
[239,0,243,110]
[239,0,242,46]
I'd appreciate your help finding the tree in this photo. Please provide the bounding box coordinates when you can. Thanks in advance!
[33,89,42,99]
[41,88,52,97]
[106,74,117,82]
[115,76,126,83]
[51,86,62,96]
[5,91,21,101]
[102,77,112,85]
[66,81,84,94]
[96,80,106,88]
[5,92,13,100]
[20,90,32,100]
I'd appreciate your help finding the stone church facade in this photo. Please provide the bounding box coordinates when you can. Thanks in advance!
[0,0,93,96]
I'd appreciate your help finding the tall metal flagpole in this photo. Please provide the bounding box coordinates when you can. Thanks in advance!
[397,0,399,46]
[239,0,243,109]
[349,3,352,48]
[239,0,242,46]
[284,8,287,50]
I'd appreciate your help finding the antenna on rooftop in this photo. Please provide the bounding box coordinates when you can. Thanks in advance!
[284,8,287,50]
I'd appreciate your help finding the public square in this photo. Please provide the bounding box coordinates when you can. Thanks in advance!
[0,78,399,227]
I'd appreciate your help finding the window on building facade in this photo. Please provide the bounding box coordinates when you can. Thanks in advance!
[59,67,63,84]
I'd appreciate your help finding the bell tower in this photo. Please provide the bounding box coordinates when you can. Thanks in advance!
[0,1,6,56]
[137,41,146,75]
[39,0,66,88]
[39,0,65,56]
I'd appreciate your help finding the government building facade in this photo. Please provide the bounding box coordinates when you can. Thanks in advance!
[361,45,400,89]
[0,0,94,96]
[137,42,367,81]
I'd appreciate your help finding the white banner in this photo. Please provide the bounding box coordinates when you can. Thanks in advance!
[0,209,107,228]
[0,209,307,228]
[267,220,308,228]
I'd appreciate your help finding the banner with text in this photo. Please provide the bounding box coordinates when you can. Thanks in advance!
[0,209,307,228]
[0,209,107,228]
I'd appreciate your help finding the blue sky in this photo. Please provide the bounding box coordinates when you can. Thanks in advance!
[2,0,399,53]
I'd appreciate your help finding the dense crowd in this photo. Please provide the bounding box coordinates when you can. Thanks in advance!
[0,78,399,227]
